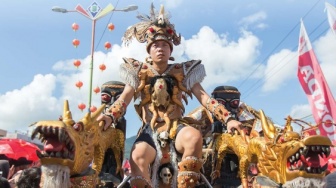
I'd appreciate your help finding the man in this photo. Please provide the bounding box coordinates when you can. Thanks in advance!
[98,4,241,188]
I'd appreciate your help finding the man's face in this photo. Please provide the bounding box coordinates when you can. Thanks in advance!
[149,40,171,64]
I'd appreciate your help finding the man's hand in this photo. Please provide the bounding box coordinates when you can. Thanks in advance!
[97,114,113,131]
[8,165,15,179]
[226,119,242,133]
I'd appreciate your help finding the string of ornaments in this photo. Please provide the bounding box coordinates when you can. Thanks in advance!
[71,22,115,112]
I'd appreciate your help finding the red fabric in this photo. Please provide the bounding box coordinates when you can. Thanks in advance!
[123,159,130,169]
[0,138,40,162]
[298,21,336,164]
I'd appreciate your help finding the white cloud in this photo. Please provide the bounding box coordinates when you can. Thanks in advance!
[161,0,183,9]
[0,74,59,132]
[289,104,315,132]
[262,49,297,92]
[239,11,268,30]
[183,26,263,89]
[290,104,313,120]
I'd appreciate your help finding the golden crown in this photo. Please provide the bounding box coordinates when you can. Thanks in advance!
[122,3,181,52]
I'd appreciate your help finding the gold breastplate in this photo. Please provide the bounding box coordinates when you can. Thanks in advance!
[134,63,190,132]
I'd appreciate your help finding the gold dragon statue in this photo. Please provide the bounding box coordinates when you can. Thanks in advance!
[211,131,249,188]
[31,100,125,188]
[247,109,332,185]
[209,106,332,187]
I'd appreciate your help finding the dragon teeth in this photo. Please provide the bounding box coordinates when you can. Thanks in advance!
[325,147,331,157]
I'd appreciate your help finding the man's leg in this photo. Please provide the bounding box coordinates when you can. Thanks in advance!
[129,142,156,188]
[175,126,203,188]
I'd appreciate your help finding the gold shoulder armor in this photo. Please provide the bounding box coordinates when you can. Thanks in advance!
[182,60,202,75]
[122,57,143,71]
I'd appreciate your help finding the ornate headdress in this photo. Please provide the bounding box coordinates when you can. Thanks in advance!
[122,3,181,53]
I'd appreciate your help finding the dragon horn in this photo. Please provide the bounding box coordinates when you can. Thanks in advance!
[63,100,73,124]
[81,104,106,130]
[259,109,275,140]
[284,116,294,132]
[91,104,106,120]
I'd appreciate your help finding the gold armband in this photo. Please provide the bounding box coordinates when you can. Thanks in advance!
[206,97,232,125]
[105,99,126,122]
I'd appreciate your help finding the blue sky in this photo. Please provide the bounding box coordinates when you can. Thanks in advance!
[1,0,336,138]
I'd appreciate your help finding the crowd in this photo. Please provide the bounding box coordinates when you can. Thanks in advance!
[0,155,41,188]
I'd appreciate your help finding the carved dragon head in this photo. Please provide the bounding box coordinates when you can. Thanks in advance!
[31,100,105,175]
[257,110,332,184]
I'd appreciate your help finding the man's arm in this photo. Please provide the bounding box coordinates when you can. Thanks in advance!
[191,83,241,133]
[98,84,135,130]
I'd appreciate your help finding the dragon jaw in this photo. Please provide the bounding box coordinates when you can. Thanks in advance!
[31,100,105,175]
[282,135,332,182]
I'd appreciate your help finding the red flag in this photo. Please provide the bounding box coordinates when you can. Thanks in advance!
[298,20,336,159]
[325,2,336,35]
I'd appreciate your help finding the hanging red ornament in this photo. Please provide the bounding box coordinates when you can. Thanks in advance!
[75,81,83,89]
[72,23,79,31]
[107,23,115,31]
[90,106,97,112]
[99,64,106,71]
[73,59,81,68]
[104,42,111,50]
[93,86,100,94]
[78,103,86,111]
[72,39,80,48]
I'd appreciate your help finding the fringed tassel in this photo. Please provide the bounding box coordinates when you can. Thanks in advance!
[170,141,178,188]
[184,63,206,91]
[151,131,162,187]
[41,165,70,188]
[119,63,139,90]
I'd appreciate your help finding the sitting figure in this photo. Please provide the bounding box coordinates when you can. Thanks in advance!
[98,4,241,188]
[98,81,127,187]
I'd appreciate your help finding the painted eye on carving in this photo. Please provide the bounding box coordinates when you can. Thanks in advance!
[101,93,112,103]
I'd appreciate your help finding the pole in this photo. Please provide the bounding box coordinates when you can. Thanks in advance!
[52,3,138,114]
[88,19,96,114]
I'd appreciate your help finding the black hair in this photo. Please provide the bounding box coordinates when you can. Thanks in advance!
[16,167,41,188]
[0,177,10,188]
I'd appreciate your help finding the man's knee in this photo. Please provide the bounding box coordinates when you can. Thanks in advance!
[180,127,202,145]
[130,146,156,170]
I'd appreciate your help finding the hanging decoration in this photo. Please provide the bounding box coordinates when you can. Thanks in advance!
[93,86,100,94]
[73,59,81,68]
[72,39,80,48]
[75,81,83,89]
[78,103,86,111]
[99,64,106,71]
[72,23,79,31]
[104,42,111,50]
[108,23,115,31]
[90,106,97,112]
